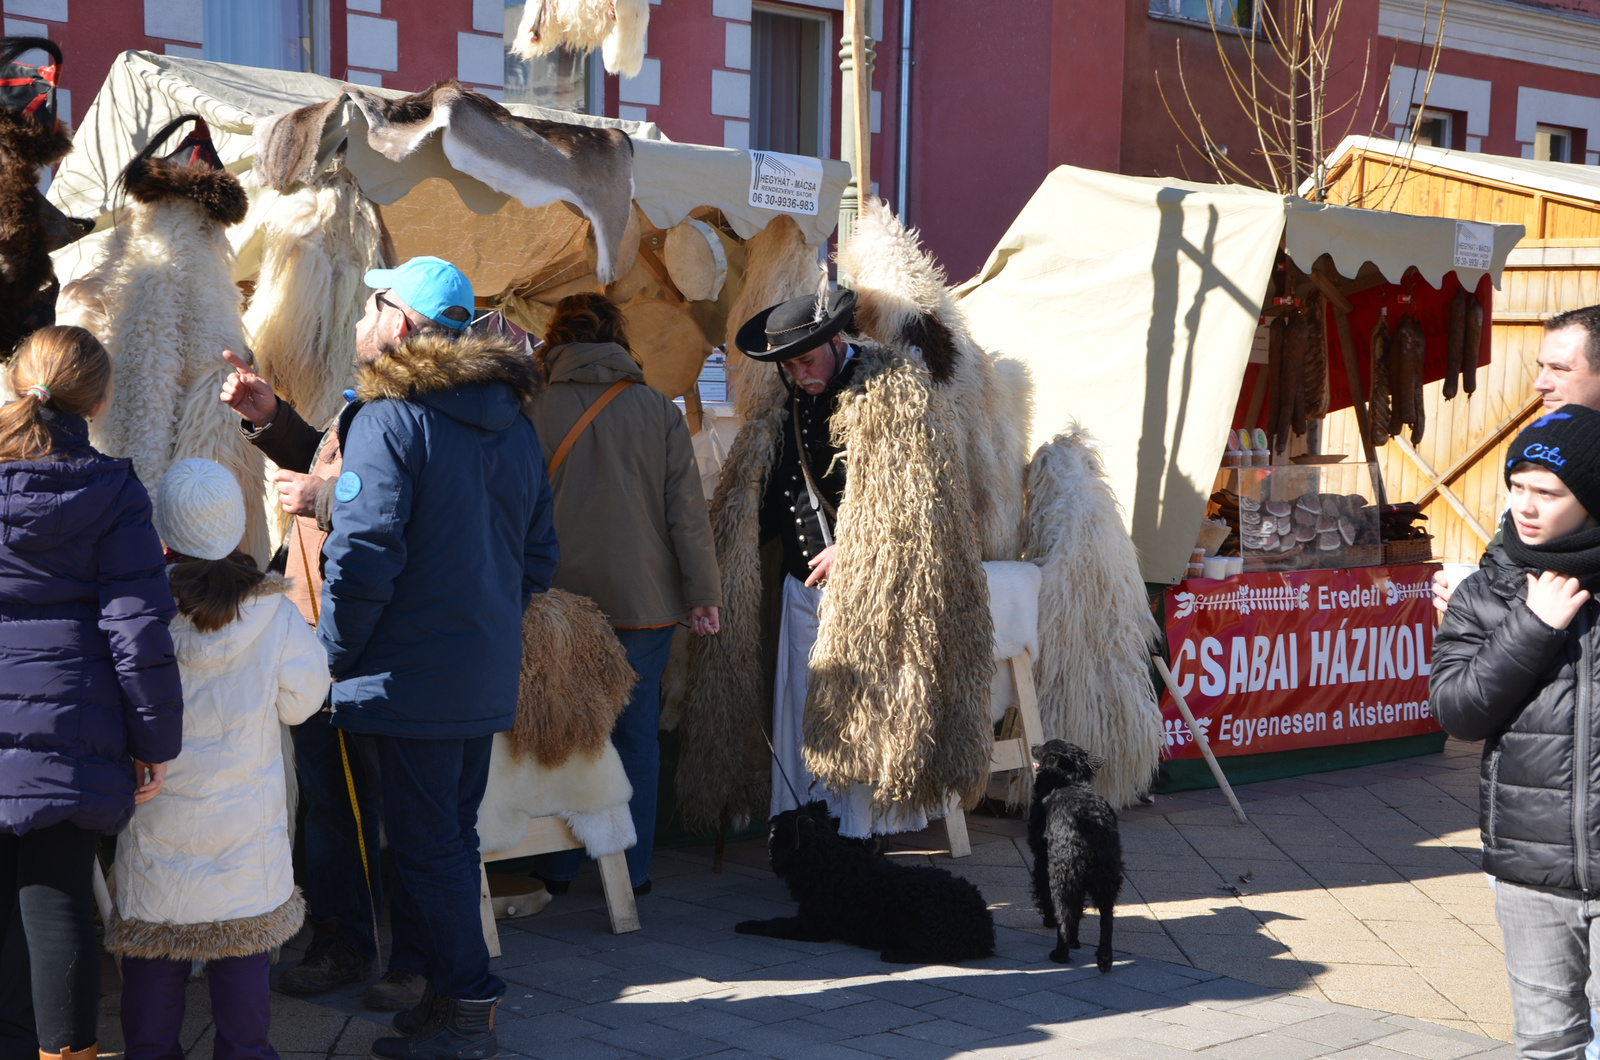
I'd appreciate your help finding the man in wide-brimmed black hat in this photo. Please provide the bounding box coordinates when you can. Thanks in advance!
[732,287,932,839]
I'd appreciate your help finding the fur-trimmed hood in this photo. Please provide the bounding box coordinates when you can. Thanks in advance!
[355,333,541,430]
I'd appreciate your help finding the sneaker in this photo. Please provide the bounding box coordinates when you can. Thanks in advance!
[365,970,429,1012]
[276,930,371,997]
[370,997,498,1060]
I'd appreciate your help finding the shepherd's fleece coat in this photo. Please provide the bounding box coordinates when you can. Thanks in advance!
[838,200,1028,562]
[511,0,649,78]
[0,110,74,357]
[59,163,268,565]
[1023,426,1164,808]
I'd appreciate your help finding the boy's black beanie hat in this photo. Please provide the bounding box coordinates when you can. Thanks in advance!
[1506,403,1600,518]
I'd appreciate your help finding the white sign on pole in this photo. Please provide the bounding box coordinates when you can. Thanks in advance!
[749,151,823,216]
[1453,221,1493,271]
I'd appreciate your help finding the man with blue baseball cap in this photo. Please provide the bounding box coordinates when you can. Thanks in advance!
[222,256,556,1058]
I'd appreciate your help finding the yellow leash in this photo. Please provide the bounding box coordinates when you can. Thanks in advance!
[297,519,385,974]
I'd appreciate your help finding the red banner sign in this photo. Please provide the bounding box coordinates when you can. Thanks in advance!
[1160,564,1442,758]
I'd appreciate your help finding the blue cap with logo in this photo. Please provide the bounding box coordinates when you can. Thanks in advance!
[364,256,473,331]
[1506,404,1600,518]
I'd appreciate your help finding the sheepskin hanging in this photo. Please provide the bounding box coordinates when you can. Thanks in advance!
[511,0,649,79]
[58,116,269,566]
[802,348,995,816]
[244,162,394,431]
[722,215,818,417]
[513,588,637,768]
[1023,425,1164,808]
[837,200,1028,562]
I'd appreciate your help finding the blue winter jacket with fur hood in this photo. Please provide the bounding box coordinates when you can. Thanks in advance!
[0,410,183,835]
[317,333,558,738]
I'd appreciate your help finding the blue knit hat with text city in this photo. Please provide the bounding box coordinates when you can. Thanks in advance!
[1505,403,1600,522]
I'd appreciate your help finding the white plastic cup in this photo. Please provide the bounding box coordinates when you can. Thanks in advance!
[1202,556,1229,579]
[1226,557,1245,576]
[1440,563,1477,591]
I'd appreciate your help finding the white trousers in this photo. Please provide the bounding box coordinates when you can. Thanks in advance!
[769,574,930,838]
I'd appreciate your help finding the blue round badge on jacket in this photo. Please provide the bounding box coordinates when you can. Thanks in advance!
[334,471,362,502]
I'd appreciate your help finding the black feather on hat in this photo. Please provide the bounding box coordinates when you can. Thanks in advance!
[120,115,248,226]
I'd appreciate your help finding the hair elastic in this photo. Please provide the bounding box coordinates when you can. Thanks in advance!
[23,384,50,404]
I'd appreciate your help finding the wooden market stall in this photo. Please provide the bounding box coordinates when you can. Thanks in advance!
[1316,136,1600,562]
[953,164,1525,789]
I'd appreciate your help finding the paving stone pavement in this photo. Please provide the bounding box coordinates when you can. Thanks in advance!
[92,738,1512,1059]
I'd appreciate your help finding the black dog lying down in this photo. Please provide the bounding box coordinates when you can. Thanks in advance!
[735,801,995,964]
[1028,740,1124,972]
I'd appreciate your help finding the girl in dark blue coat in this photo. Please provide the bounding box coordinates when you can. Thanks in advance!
[0,326,184,1060]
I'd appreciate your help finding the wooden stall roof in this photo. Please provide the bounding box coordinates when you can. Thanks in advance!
[1316,135,1600,239]
[1315,136,1600,563]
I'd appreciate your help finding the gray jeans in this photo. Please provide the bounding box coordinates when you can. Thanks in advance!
[1497,879,1600,1059]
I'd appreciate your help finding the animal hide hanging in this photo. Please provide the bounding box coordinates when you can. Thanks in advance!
[803,348,995,817]
[1022,425,1164,809]
[723,214,818,418]
[511,0,650,79]
[477,737,637,859]
[60,117,268,566]
[837,200,1028,562]
[513,588,637,768]
[254,81,635,283]
[0,104,76,358]
[244,162,395,430]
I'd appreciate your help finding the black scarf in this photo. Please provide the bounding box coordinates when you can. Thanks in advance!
[1499,510,1600,580]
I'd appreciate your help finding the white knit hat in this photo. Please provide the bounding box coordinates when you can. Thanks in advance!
[153,459,246,561]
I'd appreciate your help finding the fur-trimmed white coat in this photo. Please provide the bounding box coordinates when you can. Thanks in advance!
[108,580,330,961]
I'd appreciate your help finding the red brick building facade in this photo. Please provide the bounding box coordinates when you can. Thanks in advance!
[18,0,1600,280]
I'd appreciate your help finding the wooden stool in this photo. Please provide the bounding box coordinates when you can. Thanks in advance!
[944,649,1044,859]
[478,815,640,956]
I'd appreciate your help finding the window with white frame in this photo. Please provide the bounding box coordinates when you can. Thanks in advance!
[503,1,595,113]
[749,4,831,157]
[1536,123,1575,163]
[1147,0,1258,32]
[1404,107,1455,149]
[202,0,305,70]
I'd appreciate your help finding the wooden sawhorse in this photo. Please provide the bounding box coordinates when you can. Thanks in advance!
[944,649,1044,859]
[478,815,640,956]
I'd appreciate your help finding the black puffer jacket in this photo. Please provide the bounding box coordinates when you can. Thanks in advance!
[1432,545,1600,893]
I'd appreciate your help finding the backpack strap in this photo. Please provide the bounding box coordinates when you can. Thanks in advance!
[548,379,637,476]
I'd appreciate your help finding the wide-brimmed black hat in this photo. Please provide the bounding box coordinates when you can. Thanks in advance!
[735,288,856,362]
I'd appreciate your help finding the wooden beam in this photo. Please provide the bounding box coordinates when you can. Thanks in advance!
[1415,393,1543,508]
[635,239,686,303]
[1392,436,1494,544]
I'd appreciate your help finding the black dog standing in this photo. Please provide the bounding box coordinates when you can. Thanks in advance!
[736,802,995,964]
[1028,740,1124,972]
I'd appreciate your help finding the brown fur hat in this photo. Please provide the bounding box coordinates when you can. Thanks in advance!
[120,115,248,226]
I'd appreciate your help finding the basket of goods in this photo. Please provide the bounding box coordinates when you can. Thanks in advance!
[1379,503,1433,564]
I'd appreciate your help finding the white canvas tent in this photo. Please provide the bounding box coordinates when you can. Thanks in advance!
[48,50,850,292]
[953,164,1524,585]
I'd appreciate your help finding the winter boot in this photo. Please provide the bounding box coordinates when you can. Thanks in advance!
[365,971,429,1013]
[276,920,371,996]
[40,1045,96,1060]
[370,998,497,1060]
[389,981,439,1036]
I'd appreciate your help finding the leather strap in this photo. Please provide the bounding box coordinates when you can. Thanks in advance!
[549,379,636,475]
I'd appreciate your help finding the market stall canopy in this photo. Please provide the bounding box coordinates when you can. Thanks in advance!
[48,50,849,289]
[952,164,1523,586]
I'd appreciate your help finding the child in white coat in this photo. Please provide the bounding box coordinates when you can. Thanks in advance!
[106,459,331,1060]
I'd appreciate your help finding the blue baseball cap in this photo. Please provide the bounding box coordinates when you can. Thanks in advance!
[364,256,473,331]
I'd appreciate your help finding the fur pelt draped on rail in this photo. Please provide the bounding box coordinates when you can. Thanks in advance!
[1023,426,1164,808]
[802,349,995,815]
[837,201,1028,561]
[513,588,637,768]
[59,120,268,564]
[510,0,649,78]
